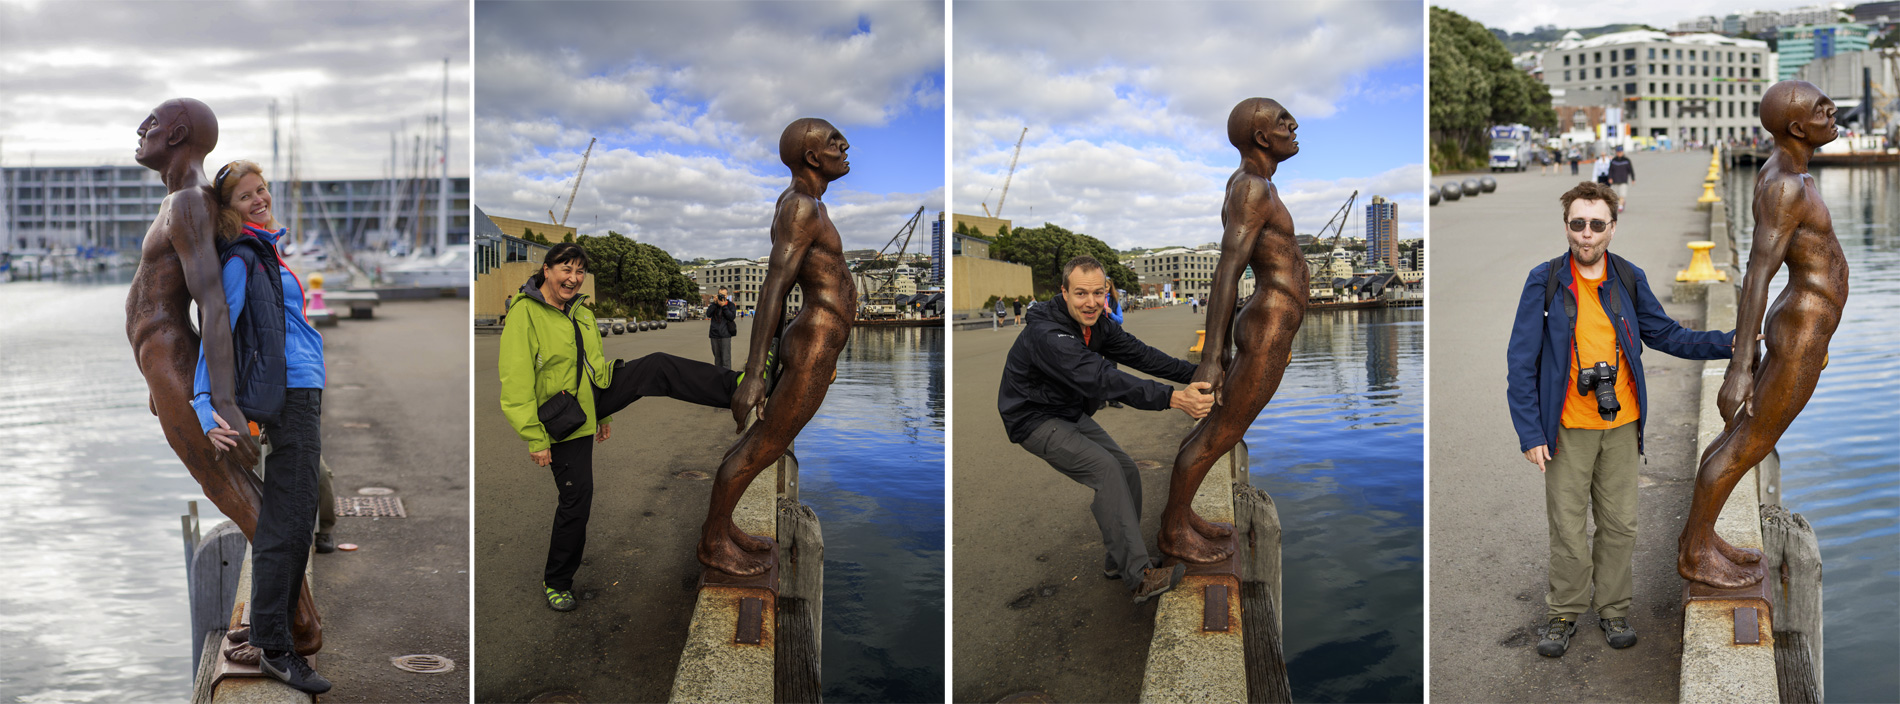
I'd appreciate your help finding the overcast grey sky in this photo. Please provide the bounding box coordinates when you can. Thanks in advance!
[956,1,1425,250]
[0,0,470,180]
[474,0,945,261]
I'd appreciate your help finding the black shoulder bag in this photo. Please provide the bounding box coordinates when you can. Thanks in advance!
[536,313,591,441]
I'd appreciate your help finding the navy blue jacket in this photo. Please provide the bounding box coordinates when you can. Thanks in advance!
[998,296,1196,444]
[1506,252,1735,456]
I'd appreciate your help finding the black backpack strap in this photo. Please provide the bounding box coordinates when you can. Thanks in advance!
[1543,254,1575,321]
[1609,253,1639,317]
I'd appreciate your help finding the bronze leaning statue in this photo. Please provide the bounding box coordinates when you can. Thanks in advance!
[1159,98,1310,564]
[125,99,322,653]
[698,118,857,576]
[1677,80,1849,589]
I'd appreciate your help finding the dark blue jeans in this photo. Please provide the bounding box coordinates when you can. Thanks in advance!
[249,388,321,653]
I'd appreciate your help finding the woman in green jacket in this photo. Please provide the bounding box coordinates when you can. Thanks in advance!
[499,243,742,611]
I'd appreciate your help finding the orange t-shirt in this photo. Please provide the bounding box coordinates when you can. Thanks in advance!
[1562,260,1641,429]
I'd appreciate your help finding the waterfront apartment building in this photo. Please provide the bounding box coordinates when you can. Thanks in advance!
[694,258,771,310]
[1127,245,1220,299]
[1540,30,1773,145]
[1365,196,1398,271]
[2,165,469,254]
[1777,23,1872,80]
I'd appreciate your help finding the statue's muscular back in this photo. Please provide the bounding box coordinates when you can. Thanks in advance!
[1756,168,1848,341]
[775,191,856,337]
[1227,172,1307,357]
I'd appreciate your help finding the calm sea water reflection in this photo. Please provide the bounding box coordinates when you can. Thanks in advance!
[0,272,228,703]
[795,326,944,702]
[1244,307,1422,702]
[1725,164,1900,703]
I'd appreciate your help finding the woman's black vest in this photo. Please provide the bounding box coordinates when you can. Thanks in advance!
[217,234,288,425]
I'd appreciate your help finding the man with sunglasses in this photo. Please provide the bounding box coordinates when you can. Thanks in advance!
[1505,182,1736,658]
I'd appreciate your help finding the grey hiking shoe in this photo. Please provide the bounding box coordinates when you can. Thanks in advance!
[1132,563,1185,605]
[1536,616,1578,657]
[1600,616,1638,648]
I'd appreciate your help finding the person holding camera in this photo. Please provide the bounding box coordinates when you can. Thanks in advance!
[708,286,738,370]
[1505,182,1736,658]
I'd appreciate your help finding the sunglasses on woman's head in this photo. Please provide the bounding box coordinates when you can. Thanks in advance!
[1567,218,1613,233]
[214,163,232,193]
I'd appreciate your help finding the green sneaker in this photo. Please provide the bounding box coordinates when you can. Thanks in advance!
[544,583,577,612]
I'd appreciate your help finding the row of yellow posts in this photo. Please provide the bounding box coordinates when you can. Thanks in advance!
[1681,148,1728,283]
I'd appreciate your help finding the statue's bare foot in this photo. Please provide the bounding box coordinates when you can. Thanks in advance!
[1159,520,1234,564]
[729,523,772,553]
[1187,510,1233,540]
[291,610,322,656]
[699,532,772,576]
[1677,539,1766,589]
[1712,534,1763,564]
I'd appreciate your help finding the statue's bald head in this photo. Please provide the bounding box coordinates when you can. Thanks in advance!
[779,117,837,171]
[1760,81,1830,142]
[152,98,219,155]
[1228,97,1285,151]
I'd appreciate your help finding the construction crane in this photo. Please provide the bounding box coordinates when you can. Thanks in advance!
[549,137,596,226]
[859,206,927,319]
[982,127,1027,217]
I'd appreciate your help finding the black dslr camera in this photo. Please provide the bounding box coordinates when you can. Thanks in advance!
[1577,361,1621,421]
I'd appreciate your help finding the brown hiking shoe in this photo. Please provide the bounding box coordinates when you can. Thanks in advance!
[1132,563,1186,604]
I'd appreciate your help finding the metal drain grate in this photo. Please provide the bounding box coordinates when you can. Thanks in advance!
[336,496,406,518]
[390,654,455,674]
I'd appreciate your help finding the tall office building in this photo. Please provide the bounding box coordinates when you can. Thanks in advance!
[1366,195,1398,271]
[930,211,945,285]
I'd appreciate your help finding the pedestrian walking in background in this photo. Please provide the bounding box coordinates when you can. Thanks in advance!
[1568,146,1581,175]
[1607,147,1636,213]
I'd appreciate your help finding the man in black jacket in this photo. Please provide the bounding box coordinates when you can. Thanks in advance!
[707,287,737,369]
[998,256,1214,604]
[1607,146,1636,212]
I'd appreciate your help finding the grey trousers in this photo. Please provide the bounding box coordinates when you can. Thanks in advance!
[1020,416,1150,592]
[710,336,732,370]
[1545,422,1640,620]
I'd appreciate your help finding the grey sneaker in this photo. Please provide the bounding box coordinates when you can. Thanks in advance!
[1536,616,1577,657]
[259,649,332,694]
[1102,554,1120,580]
[1600,616,1638,649]
[1132,563,1185,605]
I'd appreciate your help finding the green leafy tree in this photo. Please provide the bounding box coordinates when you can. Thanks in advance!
[576,231,699,319]
[520,228,553,246]
[992,223,1140,297]
[1430,7,1556,173]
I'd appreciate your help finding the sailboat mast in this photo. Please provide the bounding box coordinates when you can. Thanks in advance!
[437,57,449,257]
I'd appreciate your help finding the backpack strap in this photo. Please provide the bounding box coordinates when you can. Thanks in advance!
[1543,254,1573,321]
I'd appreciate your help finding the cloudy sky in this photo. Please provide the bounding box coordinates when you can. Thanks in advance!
[474,0,945,261]
[1437,0,1832,34]
[955,1,1424,251]
[0,0,469,181]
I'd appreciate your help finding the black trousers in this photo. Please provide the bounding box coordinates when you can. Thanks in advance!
[250,388,322,653]
[543,353,739,591]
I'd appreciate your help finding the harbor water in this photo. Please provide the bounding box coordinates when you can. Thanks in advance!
[1724,162,1900,703]
[1245,307,1423,703]
[0,271,223,703]
[794,326,945,702]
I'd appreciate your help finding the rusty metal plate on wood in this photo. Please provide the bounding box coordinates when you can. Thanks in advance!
[1203,584,1230,632]
[1734,607,1760,644]
[336,496,406,518]
[736,597,764,645]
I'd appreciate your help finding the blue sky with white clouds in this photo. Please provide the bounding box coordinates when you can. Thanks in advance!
[475,0,944,260]
[954,0,1425,249]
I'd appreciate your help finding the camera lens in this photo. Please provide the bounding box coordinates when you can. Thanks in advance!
[1592,362,1620,421]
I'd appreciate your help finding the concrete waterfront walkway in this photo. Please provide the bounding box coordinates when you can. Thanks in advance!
[309,299,471,702]
[473,318,769,703]
[1428,151,1728,702]
[951,304,1209,704]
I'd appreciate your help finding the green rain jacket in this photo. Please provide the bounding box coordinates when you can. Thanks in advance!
[499,275,614,452]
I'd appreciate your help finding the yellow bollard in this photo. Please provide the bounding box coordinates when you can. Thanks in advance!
[1677,241,1728,282]
[307,272,325,289]
[1697,181,1722,205]
[1190,329,1206,354]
